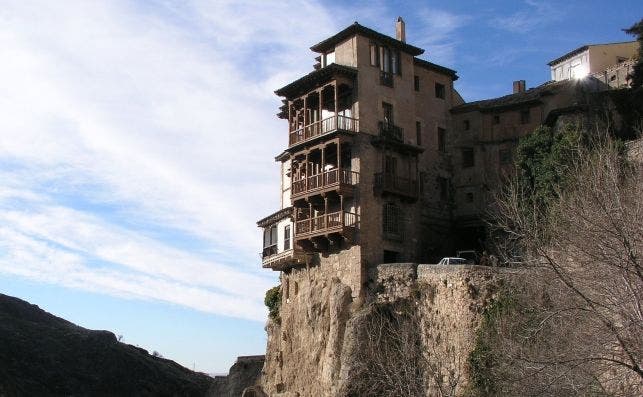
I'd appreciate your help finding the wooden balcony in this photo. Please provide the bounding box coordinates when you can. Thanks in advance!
[295,211,358,241]
[289,115,358,147]
[291,168,358,200]
[374,172,419,201]
[261,247,307,270]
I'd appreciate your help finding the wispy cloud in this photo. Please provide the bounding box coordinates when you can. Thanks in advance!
[0,0,339,321]
[412,8,471,65]
[491,0,565,33]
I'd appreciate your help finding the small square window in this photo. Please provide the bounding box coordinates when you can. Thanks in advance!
[465,192,474,203]
[464,120,470,130]
[493,115,500,124]
[435,83,445,99]
[462,148,474,168]
[520,109,530,124]
[414,75,420,91]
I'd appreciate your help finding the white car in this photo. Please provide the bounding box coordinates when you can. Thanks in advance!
[437,257,470,265]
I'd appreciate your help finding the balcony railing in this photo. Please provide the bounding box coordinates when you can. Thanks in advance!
[291,168,359,198]
[261,245,278,259]
[378,121,404,142]
[260,248,306,269]
[374,172,418,199]
[289,115,359,146]
[380,71,394,87]
[295,211,358,238]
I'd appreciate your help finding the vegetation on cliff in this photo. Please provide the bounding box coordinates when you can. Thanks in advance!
[264,285,281,323]
[480,127,643,396]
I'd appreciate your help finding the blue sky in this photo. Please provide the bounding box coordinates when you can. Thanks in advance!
[0,0,640,374]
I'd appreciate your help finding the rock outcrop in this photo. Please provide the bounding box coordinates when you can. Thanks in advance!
[209,355,265,397]
[0,293,213,396]
[261,263,515,396]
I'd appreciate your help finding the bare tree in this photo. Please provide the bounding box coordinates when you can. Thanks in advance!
[484,132,643,396]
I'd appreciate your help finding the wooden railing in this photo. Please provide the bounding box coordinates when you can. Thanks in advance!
[261,245,278,259]
[374,172,418,199]
[289,115,359,146]
[292,168,359,197]
[295,211,358,237]
[378,121,404,142]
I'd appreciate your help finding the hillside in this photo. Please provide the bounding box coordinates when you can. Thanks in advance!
[0,293,213,396]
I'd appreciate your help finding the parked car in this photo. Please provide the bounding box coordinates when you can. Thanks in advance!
[437,257,470,265]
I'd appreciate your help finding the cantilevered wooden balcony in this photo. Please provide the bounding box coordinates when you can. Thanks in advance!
[371,121,424,154]
[295,211,358,242]
[291,168,358,200]
[289,115,359,147]
[260,247,307,270]
[374,172,419,201]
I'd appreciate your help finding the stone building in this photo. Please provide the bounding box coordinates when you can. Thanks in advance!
[257,19,463,297]
[257,21,639,289]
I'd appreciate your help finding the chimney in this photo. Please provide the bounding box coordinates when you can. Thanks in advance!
[513,80,526,94]
[396,17,406,43]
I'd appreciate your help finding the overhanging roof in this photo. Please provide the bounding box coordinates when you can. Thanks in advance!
[310,22,424,56]
[547,41,637,66]
[257,207,292,228]
[413,58,458,81]
[274,63,357,99]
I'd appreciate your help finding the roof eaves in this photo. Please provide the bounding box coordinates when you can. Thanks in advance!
[310,22,424,56]
[413,58,458,80]
[274,63,357,98]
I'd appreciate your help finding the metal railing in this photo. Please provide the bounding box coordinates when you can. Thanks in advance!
[289,115,359,146]
[380,71,394,87]
[378,121,404,142]
[291,168,359,197]
[374,172,418,199]
[295,211,358,236]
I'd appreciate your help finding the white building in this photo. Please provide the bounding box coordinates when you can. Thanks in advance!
[548,41,638,81]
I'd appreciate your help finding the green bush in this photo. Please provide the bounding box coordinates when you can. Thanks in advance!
[264,285,281,322]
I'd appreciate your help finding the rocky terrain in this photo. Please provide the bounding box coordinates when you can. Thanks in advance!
[0,293,213,396]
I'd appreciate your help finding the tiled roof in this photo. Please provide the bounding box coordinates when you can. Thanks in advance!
[274,63,357,99]
[310,22,424,56]
[413,58,458,80]
[257,207,292,228]
[451,80,571,113]
[547,41,637,66]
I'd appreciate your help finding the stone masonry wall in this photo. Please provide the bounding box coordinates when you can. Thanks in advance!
[261,263,516,396]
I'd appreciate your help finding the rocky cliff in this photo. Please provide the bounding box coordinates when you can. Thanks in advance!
[0,293,213,396]
[261,264,514,396]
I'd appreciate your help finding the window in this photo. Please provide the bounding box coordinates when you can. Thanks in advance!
[493,114,500,124]
[464,120,470,130]
[462,148,474,168]
[435,83,445,99]
[284,225,291,251]
[369,42,379,66]
[437,127,446,152]
[385,155,398,175]
[414,75,420,91]
[383,203,402,239]
[499,149,511,165]
[382,102,394,125]
[520,109,530,124]
[323,51,335,67]
[438,177,449,201]
[416,121,422,146]
[465,192,474,203]
[263,225,278,248]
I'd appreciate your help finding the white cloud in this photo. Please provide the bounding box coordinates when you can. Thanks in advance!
[0,0,342,320]
[411,8,470,65]
[490,0,565,34]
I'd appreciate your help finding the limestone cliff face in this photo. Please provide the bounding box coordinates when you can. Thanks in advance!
[261,264,513,397]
